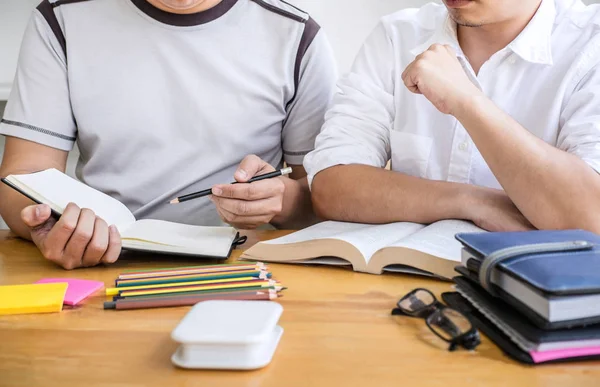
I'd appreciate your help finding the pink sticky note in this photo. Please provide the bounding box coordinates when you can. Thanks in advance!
[35,278,104,306]
[530,346,600,363]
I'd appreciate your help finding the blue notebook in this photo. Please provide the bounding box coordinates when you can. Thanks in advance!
[455,230,600,328]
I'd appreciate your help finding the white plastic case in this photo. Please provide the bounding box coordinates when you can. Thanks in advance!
[171,300,284,370]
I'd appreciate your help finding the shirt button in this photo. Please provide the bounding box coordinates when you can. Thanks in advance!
[508,56,517,65]
[458,142,469,151]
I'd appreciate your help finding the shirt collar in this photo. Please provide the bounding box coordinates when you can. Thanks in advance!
[508,0,556,65]
[410,15,463,58]
[409,0,556,65]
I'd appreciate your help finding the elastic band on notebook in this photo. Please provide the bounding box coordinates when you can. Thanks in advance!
[232,234,248,247]
[479,241,594,296]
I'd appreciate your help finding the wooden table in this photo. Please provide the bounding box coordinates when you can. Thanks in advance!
[1,230,599,387]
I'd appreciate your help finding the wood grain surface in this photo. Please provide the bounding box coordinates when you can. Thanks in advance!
[0,230,598,387]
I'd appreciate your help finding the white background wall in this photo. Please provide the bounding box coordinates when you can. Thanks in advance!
[0,0,40,99]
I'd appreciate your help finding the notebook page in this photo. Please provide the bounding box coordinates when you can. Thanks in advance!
[264,221,425,262]
[390,220,485,261]
[121,219,237,257]
[11,169,135,228]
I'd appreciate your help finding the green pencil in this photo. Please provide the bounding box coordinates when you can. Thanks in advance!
[115,270,271,288]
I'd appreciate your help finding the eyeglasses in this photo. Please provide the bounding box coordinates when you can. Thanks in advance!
[391,288,480,351]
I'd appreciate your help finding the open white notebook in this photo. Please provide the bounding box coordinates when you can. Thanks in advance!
[241,220,485,279]
[2,169,239,258]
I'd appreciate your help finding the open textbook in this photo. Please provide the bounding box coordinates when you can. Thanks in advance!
[2,169,239,258]
[241,220,485,279]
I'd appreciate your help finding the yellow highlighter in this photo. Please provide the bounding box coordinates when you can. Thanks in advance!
[0,283,68,315]
[105,276,271,296]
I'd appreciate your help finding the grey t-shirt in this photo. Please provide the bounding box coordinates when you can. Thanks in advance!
[0,0,337,225]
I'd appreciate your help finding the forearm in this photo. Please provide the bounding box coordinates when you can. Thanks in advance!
[0,137,68,239]
[0,185,36,240]
[456,95,600,231]
[311,164,476,224]
[271,177,317,229]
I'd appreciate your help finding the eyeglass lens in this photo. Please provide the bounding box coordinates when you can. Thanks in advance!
[398,289,436,313]
[427,308,474,341]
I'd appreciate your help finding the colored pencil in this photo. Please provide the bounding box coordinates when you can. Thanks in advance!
[104,290,281,310]
[116,267,268,282]
[117,263,267,281]
[115,270,271,287]
[117,281,283,298]
[106,277,276,296]
[113,285,283,301]
[119,262,266,274]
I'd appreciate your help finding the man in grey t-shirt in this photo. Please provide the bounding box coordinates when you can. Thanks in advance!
[0,0,337,269]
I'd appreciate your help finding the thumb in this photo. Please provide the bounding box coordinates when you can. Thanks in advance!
[234,155,273,183]
[21,204,52,228]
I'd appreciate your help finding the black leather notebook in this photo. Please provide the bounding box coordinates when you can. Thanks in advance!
[442,291,600,365]
[455,266,600,330]
[452,276,600,351]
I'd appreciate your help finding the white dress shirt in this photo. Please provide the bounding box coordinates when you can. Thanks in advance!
[304,0,600,190]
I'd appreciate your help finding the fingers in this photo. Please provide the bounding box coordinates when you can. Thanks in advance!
[24,202,117,270]
[213,178,285,201]
[212,196,283,220]
[234,155,275,183]
[402,44,456,95]
[443,44,456,56]
[211,179,285,229]
[81,217,109,267]
[62,208,96,269]
[401,59,421,95]
[22,204,55,249]
[38,203,81,268]
[101,225,122,264]
[21,204,52,228]
[214,205,273,230]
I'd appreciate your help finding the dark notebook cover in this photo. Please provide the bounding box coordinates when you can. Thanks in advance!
[454,266,600,330]
[442,292,600,365]
[455,230,600,296]
[453,275,600,342]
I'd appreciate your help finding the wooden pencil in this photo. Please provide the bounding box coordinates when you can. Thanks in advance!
[115,280,283,298]
[117,263,267,281]
[113,285,284,301]
[106,277,277,296]
[104,290,281,310]
[115,270,271,287]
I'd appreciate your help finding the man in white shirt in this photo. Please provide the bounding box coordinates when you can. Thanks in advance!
[305,0,600,233]
[0,0,337,269]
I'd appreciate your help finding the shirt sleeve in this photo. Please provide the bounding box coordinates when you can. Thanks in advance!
[0,9,77,151]
[282,21,338,166]
[557,64,600,173]
[303,21,395,186]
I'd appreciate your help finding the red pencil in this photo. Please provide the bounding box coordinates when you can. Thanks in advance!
[104,290,281,310]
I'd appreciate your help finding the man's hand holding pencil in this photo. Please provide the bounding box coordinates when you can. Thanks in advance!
[210,155,289,229]
[168,154,296,229]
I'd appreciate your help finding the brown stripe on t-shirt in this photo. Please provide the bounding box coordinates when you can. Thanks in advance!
[287,17,321,110]
[36,0,67,56]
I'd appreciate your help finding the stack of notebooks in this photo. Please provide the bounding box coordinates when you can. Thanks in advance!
[104,263,284,310]
[444,230,600,364]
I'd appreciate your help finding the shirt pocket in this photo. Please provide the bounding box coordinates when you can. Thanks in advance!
[390,131,433,178]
